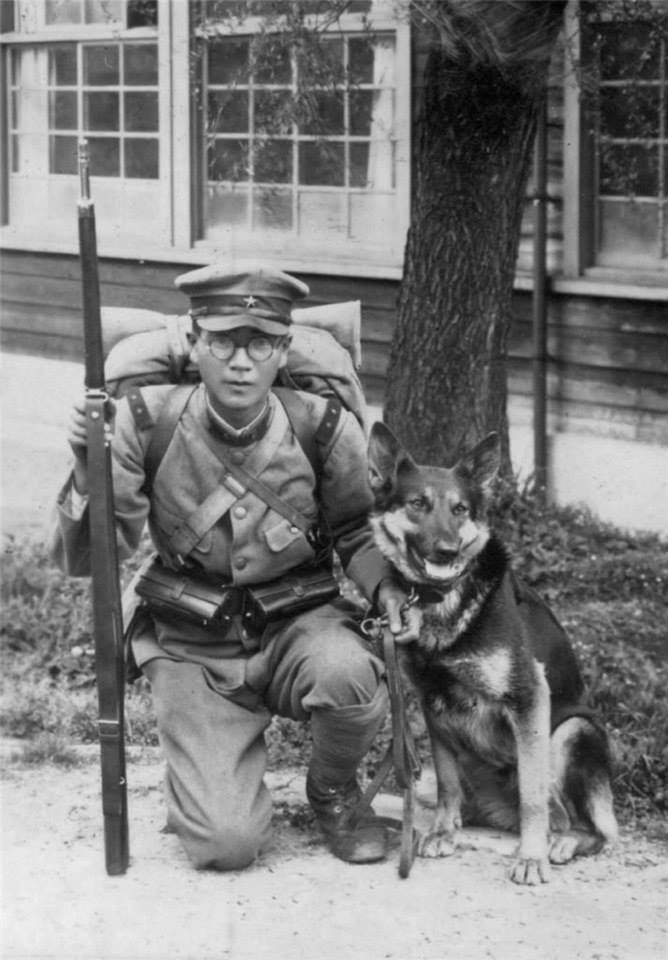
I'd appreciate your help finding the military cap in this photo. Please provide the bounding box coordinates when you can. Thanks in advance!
[175,263,309,336]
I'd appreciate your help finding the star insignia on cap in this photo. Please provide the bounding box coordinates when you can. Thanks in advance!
[243,295,258,308]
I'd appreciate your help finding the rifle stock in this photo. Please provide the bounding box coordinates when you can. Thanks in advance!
[77,140,129,875]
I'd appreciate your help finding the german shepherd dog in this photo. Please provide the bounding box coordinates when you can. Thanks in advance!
[367,423,618,884]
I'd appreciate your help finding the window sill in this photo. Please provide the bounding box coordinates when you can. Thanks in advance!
[0,231,405,281]
[514,269,668,302]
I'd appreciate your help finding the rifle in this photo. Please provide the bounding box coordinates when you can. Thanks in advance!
[77,139,129,875]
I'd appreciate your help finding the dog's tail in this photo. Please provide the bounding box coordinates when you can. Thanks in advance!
[550,716,619,847]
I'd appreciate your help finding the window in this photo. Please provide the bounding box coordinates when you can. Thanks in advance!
[11,41,159,179]
[1,0,408,269]
[194,2,409,267]
[2,0,162,246]
[564,5,667,275]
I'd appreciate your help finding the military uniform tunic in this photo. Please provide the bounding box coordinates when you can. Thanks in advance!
[51,383,390,869]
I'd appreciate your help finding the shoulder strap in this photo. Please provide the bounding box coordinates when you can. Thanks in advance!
[132,384,342,500]
[273,387,342,475]
[139,385,198,496]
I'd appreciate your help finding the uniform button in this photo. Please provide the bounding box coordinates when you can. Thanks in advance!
[234,506,247,519]
[234,556,247,570]
[231,450,246,464]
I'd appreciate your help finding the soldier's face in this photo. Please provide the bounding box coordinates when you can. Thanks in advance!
[193,327,289,427]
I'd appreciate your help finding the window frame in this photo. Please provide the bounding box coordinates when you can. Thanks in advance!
[189,4,410,272]
[0,0,171,249]
[0,0,409,277]
[562,2,667,281]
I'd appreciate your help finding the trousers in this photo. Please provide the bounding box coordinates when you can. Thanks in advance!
[140,600,388,870]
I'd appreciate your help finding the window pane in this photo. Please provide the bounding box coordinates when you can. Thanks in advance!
[349,90,374,136]
[298,191,346,235]
[349,38,374,84]
[125,44,159,85]
[208,90,248,133]
[207,186,248,228]
[50,91,78,129]
[598,23,660,81]
[125,138,159,178]
[254,38,291,84]
[350,142,369,187]
[125,91,158,131]
[46,0,82,25]
[298,141,345,188]
[127,0,158,27]
[598,200,659,260]
[209,40,249,84]
[49,46,77,86]
[84,45,119,86]
[254,140,292,183]
[209,139,249,181]
[254,91,293,134]
[600,86,660,139]
[299,92,344,135]
[253,188,292,230]
[84,0,122,24]
[84,91,119,130]
[299,141,344,186]
[89,136,120,175]
[350,141,395,190]
[50,134,78,174]
[600,143,658,196]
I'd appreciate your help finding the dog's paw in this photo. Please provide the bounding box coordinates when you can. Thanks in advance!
[509,856,551,885]
[417,831,458,858]
[549,833,580,864]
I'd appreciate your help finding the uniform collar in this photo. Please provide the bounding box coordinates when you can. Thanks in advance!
[205,395,273,447]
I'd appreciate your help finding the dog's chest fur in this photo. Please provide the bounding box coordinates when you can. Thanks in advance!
[405,540,529,762]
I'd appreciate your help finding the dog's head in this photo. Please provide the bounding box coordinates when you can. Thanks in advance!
[367,423,500,588]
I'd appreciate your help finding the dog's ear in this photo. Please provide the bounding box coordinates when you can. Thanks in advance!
[367,422,417,506]
[457,432,500,492]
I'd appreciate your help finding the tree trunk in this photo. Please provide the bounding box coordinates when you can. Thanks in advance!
[385,0,566,473]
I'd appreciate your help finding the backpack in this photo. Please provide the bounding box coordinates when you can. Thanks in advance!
[101,302,368,487]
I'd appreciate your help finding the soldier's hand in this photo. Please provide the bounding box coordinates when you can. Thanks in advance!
[67,396,115,495]
[376,579,422,644]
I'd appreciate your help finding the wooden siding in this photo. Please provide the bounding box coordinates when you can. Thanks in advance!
[0,248,397,408]
[1,248,666,444]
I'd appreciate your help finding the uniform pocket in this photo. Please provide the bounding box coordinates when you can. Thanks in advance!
[263,517,307,552]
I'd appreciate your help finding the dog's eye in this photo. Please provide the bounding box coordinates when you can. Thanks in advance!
[408,496,428,511]
[452,502,469,516]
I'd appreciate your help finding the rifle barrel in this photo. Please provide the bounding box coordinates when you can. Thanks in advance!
[78,140,105,391]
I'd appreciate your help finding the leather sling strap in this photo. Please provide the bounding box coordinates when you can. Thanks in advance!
[196,427,314,539]
[130,384,343,559]
[142,384,197,496]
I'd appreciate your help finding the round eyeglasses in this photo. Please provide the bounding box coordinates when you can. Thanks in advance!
[202,333,285,363]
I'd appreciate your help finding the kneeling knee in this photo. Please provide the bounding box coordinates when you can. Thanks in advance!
[185,819,265,872]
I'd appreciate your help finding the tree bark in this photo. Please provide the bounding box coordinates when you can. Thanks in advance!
[385,0,567,473]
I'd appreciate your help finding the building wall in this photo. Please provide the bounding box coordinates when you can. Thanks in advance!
[2,247,667,534]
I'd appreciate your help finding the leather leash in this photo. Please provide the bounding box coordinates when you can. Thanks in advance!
[356,610,422,878]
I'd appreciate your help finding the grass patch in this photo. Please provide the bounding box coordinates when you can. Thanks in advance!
[1,488,666,827]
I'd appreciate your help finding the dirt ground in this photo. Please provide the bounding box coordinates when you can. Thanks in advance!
[1,352,667,960]
[1,743,666,960]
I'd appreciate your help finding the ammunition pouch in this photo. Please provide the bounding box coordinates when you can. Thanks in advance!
[245,566,340,626]
[135,556,339,631]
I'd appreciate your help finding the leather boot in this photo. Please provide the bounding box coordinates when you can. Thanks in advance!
[306,770,388,864]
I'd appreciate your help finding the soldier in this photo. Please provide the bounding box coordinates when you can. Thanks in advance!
[51,265,420,871]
